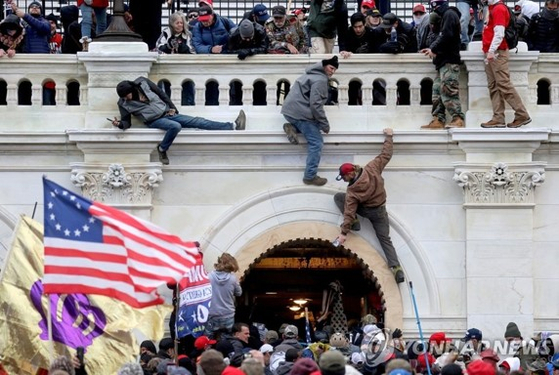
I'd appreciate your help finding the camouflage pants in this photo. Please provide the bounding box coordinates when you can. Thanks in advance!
[432,63,465,122]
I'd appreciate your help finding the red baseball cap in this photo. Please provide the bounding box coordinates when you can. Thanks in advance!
[361,0,376,9]
[336,163,355,181]
[412,3,426,13]
[194,335,217,350]
[429,332,451,345]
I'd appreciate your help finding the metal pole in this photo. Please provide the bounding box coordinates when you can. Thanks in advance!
[409,281,432,375]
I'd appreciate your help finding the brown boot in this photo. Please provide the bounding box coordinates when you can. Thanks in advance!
[421,117,445,129]
[480,119,505,128]
[446,116,465,129]
[506,117,532,128]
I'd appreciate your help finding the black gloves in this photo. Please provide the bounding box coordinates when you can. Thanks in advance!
[392,328,403,339]
[237,49,250,60]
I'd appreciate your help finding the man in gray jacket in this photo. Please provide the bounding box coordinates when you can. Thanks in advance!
[113,77,246,165]
[281,56,338,186]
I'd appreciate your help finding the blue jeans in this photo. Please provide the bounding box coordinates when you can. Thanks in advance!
[456,1,484,46]
[283,115,324,180]
[147,113,233,151]
[205,315,235,337]
[80,4,107,38]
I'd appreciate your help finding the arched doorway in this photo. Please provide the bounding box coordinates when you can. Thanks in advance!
[235,238,386,334]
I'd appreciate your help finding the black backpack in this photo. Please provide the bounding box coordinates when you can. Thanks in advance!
[497,2,519,50]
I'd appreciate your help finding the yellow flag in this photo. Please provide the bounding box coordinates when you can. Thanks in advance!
[0,216,171,374]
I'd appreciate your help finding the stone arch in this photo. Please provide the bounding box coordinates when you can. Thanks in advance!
[200,186,441,329]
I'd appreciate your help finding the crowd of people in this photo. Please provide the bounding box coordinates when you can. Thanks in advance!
[32,316,559,375]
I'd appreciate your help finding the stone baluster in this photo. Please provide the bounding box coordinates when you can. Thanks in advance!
[219,84,229,106]
[551,84,559,107]
[32,84,42,106]
[410,85,420,106]
[195,84,205,106]
[362,85,373,104]
[171,85,182,105]
[242,85,253,106]
[337,84,349,106]
[56,84,67,107]
[267,85,277,106]
[6,84,17,106]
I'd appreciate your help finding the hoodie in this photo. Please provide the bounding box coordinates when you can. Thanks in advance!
[515,0,539,19]
[208,271,242,318]
[280,61,330,130]
[60,5,82,53]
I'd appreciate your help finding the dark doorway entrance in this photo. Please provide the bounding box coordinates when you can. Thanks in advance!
[235,238,385,335]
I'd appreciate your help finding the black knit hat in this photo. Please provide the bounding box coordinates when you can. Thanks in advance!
[28,1,42,11]
[116,80,136,98]
[322,55,339,69]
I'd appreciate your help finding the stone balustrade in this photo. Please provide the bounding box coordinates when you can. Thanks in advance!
[0,42,558,132]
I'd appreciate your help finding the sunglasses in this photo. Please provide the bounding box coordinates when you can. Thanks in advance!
[188,14,198,19]
[274,16,285,19]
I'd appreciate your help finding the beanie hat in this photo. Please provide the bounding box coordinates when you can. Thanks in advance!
[291,358,319,375]
[322,56,339,69]
[28,1,42,11]
[442,364,464,375]
[504,322,521,338]
[159,337,174,351]
[467,360,496,375]
[117,363,144,375]
[319,350,346,375]
[330,332,348,348]
[0,14,23,36]
[49,356,76,375]
[239,19,254,39]
[116,80,136,98]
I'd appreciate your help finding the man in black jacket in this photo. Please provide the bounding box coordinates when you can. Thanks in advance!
[420,0,465,129]
[112,77,246,165]
[228,19,269,60]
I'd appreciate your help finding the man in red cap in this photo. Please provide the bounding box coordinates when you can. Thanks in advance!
[332,128,404,283]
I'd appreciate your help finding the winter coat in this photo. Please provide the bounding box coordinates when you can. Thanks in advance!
[60,5,81,53]
[228,21,269,55]
[276,362,294,375]
[208,271,242,319]
[0,14,25,53]
[265,17,308,53]
[157,26,194,54]
[345,26,379,53]
[375,19,417,54]
[22,13,50,53]
[280,61,330,130]
[340,136,392,235]
[527,11,559,52]
[306,0,348,49]
[117,77,176,128]
[430,4,462,69]
[192,15,236,54]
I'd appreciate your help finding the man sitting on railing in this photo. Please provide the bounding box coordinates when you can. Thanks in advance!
[111,77,246,165]
[10,1,50,54]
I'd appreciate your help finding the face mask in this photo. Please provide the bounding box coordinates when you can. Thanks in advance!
[507,340,522,355]
[543,7,559,19]
[413,14,427,24]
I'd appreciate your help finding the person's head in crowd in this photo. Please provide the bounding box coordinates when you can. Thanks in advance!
[480,349,500,368]
[49,356,75,375]
[45,14,59,35]
[350,352,365,371]
[251,4,270,25]
[527,358,548,375]
[195,335,218,351]
[467,360,496,375]
[271,6,287,28]
[141,340,157,356]
[379,12,399,35]
[279,323,289,336]
[498,358,521,375]
[544,0,559,18]
[140,353,155,368]
[147,357,163,373]
[199,349,227,375]
[187,9,199,27]
[417,352,436,373]
[283,324,299,340]
[361,314,377,326]
[159,337,175,359]
[215,253,239,273]
[215,339,235,361]
[241,357,265,375]
[0,14,23,39]
[365,8,382,28]
[293,8,307,23]
[156,359,175,375]
[233,322,250,343]
[117,363,144,375]
[330,332,349,349]
[429,332,451,357]
[412,3,427,24]
[314,330,329,344]
[291,358,319,375]
[319,350,346,375]
[265,330,279,344]
[259,344,274,365]
[321,55,338,78]
[248,350,265,366]
[238,19,255,42]
[27,1,43,17]
[168,11,188,36]
[285,348,300,363]
[199,0,213,9]
[442,363,463,375]
[350,12,367,37]
[504,322,523,354]
[462,328,483,352]
[385,358,413,375]
[360,0,376,15]
[198,6,215,27]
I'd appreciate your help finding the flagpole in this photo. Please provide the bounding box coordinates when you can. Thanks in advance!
[174,283,179,364]
[47,294,55,362]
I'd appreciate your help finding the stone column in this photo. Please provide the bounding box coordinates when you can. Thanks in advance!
[452,129,548,340]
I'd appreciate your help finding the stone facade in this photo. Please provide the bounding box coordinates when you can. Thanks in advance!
[1,42,559,342]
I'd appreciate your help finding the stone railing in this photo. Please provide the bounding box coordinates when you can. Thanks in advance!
[0,42,558,131]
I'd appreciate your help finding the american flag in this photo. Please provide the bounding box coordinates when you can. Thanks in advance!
[42,177,200,308]
[304,307,312,344]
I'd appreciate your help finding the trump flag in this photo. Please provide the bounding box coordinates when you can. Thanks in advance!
[42,177,201,308]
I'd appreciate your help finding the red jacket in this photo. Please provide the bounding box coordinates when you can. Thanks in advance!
[77,0,109,8]
[482,2,509,53]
